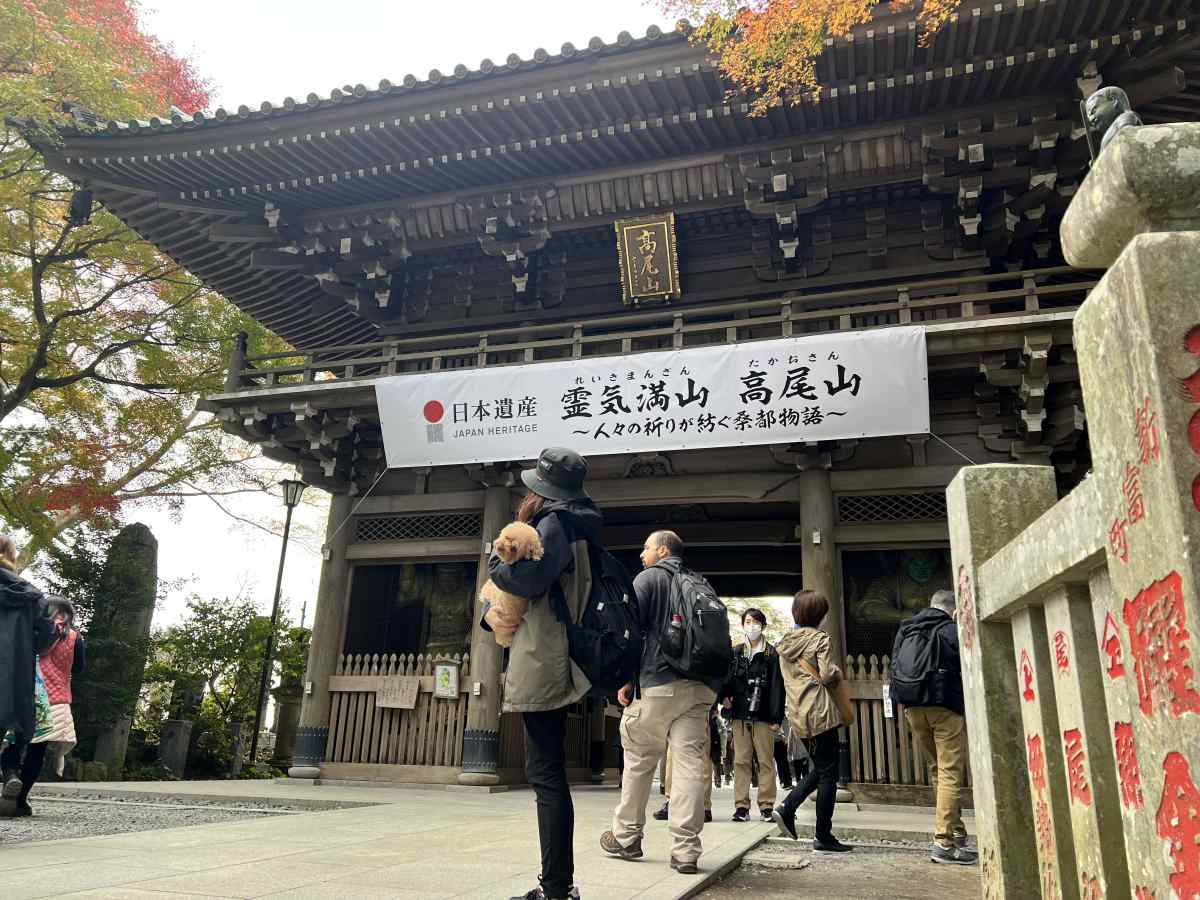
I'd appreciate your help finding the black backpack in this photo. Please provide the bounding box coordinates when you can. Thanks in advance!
[561,542,643,692]
[891,619,949,708]
[655,561,733,682]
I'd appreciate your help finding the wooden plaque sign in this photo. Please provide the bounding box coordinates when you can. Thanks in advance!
[377,676,420,709]
[615,213,681,304]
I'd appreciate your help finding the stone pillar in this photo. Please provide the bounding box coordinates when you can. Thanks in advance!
[459,484,511,785]
[288,493,354,779]
[229,721,249,776]
[270,683,303,769]
[798,469,842,662]
[947,464,1057,898]
[159,719,193,778]
[1064,122,1200,898]
[93,716,131,777]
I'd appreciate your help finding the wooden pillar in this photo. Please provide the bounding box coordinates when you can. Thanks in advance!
[288,493,354,778]
[799,469,843,662]
[459,484,510,785]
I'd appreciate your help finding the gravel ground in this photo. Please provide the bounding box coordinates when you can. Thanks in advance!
[0,790,344,846]
[700,841,980,900]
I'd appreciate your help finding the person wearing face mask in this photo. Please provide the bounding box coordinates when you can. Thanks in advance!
[721,608,785,822]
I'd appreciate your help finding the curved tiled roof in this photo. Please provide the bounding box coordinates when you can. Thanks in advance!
[64,24,690,138]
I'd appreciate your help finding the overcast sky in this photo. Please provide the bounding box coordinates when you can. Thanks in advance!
[113,1,671,630]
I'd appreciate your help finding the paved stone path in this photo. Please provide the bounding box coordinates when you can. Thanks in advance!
[3,780,971,899]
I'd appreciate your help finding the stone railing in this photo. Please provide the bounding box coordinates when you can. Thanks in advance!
[948,123,1200,898]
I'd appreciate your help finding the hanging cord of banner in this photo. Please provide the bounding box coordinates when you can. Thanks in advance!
[320,467,389,556]
[927,432,978,466]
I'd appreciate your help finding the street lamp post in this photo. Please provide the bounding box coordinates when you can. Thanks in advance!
[248,478,307,766]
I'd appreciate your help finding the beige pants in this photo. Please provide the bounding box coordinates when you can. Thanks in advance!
[664,739,713,811]
[613,681,717,864]
[906,706,968,848]
[732,719,777,810]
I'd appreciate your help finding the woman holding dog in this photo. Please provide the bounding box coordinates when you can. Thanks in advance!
[484,447,602,900]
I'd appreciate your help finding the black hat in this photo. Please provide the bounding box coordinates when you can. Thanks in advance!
[521,447,589,502]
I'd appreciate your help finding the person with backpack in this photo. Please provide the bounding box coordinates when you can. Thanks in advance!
[771,590,853,853]
[483,447,608,900]
[601,530,731,875]
[722,608,785,821]
[891,589,976,866]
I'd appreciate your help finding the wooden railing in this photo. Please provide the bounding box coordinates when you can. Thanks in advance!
[843,653,971,789]
[223,266,1095,392]
[324,652,469,769]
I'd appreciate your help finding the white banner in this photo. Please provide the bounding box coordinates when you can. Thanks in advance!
[376,327,929,469]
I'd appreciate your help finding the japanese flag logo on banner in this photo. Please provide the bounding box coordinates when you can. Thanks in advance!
[376,326,930,469]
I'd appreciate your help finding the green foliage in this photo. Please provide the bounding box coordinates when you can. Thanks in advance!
[0,0,289,568]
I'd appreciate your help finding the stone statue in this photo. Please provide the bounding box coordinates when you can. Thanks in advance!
[1085,87,1143,154]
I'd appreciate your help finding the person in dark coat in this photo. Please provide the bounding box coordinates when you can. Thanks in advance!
[0,535,54,809]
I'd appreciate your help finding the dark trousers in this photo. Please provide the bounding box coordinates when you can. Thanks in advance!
[1,741,48,804]
[523,708,573,898]
[779,727,840,840]
[773,738,793,788]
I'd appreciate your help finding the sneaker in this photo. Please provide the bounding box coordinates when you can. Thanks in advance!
[771,807,798,841]
[600,830,643,860]
[813,836,853,853]
[670,857,699,875]
[760,807,774,822]
[511,887,580,900]
[15,800,31,818]
[704,809,713,823]
[732,807,750,822]
[931,844,978,866]
[1,776,21,800]
[652,802,668,821]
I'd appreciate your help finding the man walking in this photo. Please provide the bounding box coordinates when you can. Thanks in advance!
[601,531,729,875]
[891,589,976,865]
[723,608,785,821]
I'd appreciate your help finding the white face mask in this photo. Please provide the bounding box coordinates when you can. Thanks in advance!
[744,623,763,644]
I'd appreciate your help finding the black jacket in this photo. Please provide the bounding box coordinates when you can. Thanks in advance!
[891,607,964,716]
[487,498,603,604]
[723,640,786,726]
[0,567,53,740]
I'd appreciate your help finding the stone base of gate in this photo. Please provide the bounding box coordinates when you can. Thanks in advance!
[316,763,619,787]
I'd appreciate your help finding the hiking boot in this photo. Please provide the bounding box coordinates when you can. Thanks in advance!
[813,836,853,852]
[954,833,973,850]
[0,777,21,818]
[511,887,580,900]
[931,844,978,866]
[704,809,712,823]
[652,802,668,821]
[670,857,699,875]
[760,806,774,822]
[732,807,750,822]
[771,807,798,841]
[600,830,643,860]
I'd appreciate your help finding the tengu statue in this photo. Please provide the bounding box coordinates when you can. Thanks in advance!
[1085,87,1143,155]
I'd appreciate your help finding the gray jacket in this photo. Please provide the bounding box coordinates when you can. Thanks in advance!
[486,499,600,713]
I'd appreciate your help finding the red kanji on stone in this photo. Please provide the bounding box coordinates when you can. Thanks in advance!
[1081,872,1103,900]
[1114,721,1144,809]
[1125,462,1146,524]
[1123,571,1200,719]
[1136,396,1162,466]
[1020,648,1036,702]
[1109,517,1130,564]
[957,565,976,652]
[1028,733,1047,794]
[1156,751,1200,900]
[1054,631,1070,673]
[1102,611,1126,679]
[1064,728,1092,807]
[1035,795,1056,863]
[1134,887,1156,900]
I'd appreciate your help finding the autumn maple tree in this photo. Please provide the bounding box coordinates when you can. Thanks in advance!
[662,0,963,114]
[0,0,283,568]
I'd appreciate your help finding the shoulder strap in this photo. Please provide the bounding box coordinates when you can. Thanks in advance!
[798,657,820,682]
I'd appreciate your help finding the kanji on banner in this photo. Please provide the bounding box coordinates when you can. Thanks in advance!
[375,327,929,469]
